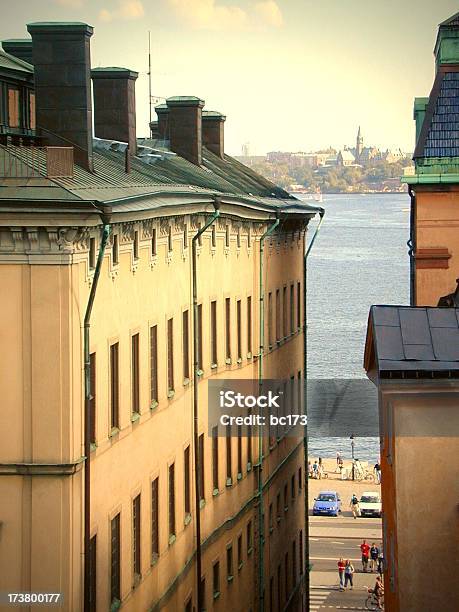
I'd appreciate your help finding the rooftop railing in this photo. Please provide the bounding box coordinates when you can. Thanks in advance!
[0,143,74,179]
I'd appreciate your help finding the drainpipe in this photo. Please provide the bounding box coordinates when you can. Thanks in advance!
[408,186,416,306]
[257,212,280,612]
[83,214,111,612]
[302,208,324,609]
[191,199,220,612]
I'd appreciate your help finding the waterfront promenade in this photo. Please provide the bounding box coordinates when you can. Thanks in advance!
[308,458,383,610]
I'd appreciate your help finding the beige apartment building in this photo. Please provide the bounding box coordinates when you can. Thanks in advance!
[0,21,322,612]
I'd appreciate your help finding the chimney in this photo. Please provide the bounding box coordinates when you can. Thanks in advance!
[149,121,159,138]
[27,22,94,171]
[166,96,204,165]
[2,39,33,64]
[434,12,459,68]
[91,67,138,155]
[202,110,226,159]
[155,103,169,140]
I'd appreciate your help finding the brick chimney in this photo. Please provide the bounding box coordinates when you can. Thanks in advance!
[202,110,226,159]
[155,103,169,140]
[91,67,138,155]
[2,39,33,64]
[166,96,204,165]
[27,22,94,171]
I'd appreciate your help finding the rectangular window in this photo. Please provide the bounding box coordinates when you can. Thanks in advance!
[269,576,274,612]
[112,234,119,265]
[7,87,20,127]
[168,226,173,252]
[276,492,281,523]
[227,545,233,579]
[211,225,216,248]
[292,540,297,586]
[297,281,301,329]
[199,434,205,502]
[182,310,190,380]
[89,352,96,444]
[133,494,141,576]
[210,300,217,366]
[89,535,96,612]
[184,446,191,515]
[299,530,303,575]
[268,292,273,347]
[236,299,242,361]
[167,318,174,393]
[212,426,219,491]
[247,296,252,355]
[291,474,296,500]
[284,483,288,512]
[185,598,192,612]
[183,225,188,250]
[283,286,287,338]
[110,343,119,429]
[275,290,280,341]
[225,298,231,361]
[269,503,273,532]
[200,577,206,610]
[247,430,252,465]
[110,514,121,603]
[226,427,232,483]
[237,534,243,569]
[298,467,303,490]
[237,425,242,476]
[131,333,140,414]
[225,225,230,248]
[213,561,220,598]
[133,230,139,259]
[151,478,159,558]
[277,564,282,610]
[29,91,36,129]
[150,326,158,404]
[151,228,157,256]
[237,227,241,249]
[284,552,289,599]
[247,520,253,554]
[169,463,175,538]
[197,304,203,371]
[89,237,96,269]
[290,284,294,334]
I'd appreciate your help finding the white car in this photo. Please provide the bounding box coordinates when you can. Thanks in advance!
[359,491,381,517]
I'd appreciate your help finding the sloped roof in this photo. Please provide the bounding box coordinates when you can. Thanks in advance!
[414,71,459,159]
[364,305,459,378]
[440,11,459,27]
[0,48,33,74]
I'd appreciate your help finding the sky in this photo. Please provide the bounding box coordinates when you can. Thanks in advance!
[1,0,458,155]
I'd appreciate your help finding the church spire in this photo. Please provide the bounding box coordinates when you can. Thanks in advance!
[356,126,363,161]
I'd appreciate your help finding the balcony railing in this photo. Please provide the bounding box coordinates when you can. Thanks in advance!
[0,144,74,179]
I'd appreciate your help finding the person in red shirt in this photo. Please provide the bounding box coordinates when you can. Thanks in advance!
[360,539,370,572]
[337,557,345,590]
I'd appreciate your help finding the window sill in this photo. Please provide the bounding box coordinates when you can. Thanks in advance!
[237,358,242,365]
[184,513,192,526]
[151,553,159,566]
[247,462,252,472]
[210,363,218,370]
[167,389,175,399]
[284,506,289,513]
[110,599,121,612]
[90,442,97,453]
[269,527,274,535]
[131,412,141,423]
[226,477,233,487]
[197,369,204,377]
[238,561,243,571]
[227,575,234,583]
[213,591,220,601]
[212,488,219,497]
[247,547,253,556]
[225,358,232,365]
[109,427,120,439]
[150,400,159,411]
[183,378,190,386]
[199,498,206,510]
[237,472,242,481]
[247,351,253,359]
[168,534,176,546]
[133,572,141,589]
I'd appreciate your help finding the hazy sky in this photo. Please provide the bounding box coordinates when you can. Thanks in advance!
[2,0,458,154]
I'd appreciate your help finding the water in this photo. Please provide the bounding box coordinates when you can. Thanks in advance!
[299,193,410,462]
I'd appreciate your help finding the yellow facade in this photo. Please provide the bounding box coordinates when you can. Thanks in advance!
[0,205,309,611]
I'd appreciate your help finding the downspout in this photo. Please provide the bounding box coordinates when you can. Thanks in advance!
[257,212,280,612]
[303,208,324,609]
[191,200,220,612]
[408,186,416,306]
[83,213,111,612]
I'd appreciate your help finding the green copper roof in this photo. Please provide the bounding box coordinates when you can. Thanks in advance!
[91,67,138,79]
[402,173,459,185]
[27,22,93,35]
[0,49,33,74]
[202,111,226,120]
[2,39,32,45]
[166,96,205,108]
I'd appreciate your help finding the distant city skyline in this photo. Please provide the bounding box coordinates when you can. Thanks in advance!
[1,0,458,155]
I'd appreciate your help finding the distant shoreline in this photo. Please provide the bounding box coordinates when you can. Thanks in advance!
[291,190,407,196]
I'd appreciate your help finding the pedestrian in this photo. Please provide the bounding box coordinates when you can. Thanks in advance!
[350,493,360,519]
[313,460,319,479]
[369,542,379,572]
[374,461,381,484]
[308,461,313,479]
[360,539,370,572]
[377,548,384,576]
[337,557,345,590]
[336,452,341,473]
[344,559,354,589]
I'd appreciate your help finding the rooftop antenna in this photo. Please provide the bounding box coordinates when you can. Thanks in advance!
[148,30,152,138]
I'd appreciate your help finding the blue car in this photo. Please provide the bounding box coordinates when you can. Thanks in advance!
[313,491,342,516]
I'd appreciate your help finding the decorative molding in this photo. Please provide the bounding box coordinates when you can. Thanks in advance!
[415,247,451,269]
